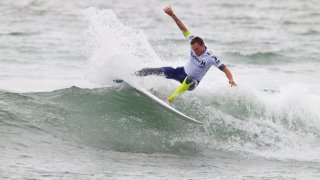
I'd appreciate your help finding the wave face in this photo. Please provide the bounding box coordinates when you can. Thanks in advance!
[1,83,319,162]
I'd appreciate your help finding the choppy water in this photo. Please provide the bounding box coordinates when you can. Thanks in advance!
[0,0,320,179]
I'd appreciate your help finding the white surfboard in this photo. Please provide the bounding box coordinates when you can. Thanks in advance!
[114,80,202,124]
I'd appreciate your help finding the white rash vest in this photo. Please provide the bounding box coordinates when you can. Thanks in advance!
[183,31,225,82]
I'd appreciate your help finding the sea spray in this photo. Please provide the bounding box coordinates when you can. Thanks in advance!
[84,8,163,86]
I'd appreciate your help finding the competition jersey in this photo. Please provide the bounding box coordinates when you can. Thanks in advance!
[183,31,224,82]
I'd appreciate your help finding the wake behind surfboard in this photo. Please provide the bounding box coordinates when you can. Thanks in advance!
[113,79,202,124]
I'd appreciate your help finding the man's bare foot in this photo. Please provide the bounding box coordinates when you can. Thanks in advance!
[164,99,171,105]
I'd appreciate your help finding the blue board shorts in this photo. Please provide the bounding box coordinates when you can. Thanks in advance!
[160,66,188,83]
[160,66,199,91]
[135,66,199,91]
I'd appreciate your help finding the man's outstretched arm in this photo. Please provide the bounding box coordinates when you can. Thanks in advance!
[164,6,190,36]
[221,66,237,87]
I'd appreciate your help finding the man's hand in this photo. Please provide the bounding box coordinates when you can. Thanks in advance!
[163,6,188,33]
[164,6,175,17]
[229,80,238,87]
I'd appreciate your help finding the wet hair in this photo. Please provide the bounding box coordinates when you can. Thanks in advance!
[190,36,204,46]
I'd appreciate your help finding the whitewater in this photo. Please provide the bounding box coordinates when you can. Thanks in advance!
[0,0,320,179]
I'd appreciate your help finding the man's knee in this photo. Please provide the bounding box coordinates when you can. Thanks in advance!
[185,76,198,91]
[185,76,193,84]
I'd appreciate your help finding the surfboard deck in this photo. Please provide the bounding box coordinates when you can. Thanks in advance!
[114,80,202,124]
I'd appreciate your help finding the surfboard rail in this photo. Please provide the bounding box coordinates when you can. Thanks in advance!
[114,80,202,124]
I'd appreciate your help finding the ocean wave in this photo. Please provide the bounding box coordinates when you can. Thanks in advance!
[298,30,319,36]
[0,84,319,162]
[0,32,40,36]
[225,51,289,65]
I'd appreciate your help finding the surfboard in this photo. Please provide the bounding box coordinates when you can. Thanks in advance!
[114,79,202,124]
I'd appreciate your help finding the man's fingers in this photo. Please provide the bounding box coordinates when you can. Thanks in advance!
[164,6,171,10]
[164,6,173,14]
[229,81,238,87]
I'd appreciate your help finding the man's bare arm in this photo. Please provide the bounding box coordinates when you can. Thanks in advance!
[222,66,237,87]
[164,6,189,35]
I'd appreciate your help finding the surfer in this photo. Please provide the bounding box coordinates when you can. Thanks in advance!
[136,6,237,104]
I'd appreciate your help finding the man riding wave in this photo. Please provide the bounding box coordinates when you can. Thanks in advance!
[136,6,237,104]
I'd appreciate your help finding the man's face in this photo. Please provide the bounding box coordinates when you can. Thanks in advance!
[191,43,205,56]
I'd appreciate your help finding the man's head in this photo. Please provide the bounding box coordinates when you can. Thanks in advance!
[191,36,205,56]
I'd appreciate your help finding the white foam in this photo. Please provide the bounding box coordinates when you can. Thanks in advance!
[84,7,166,87]
[196,81,320,162]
